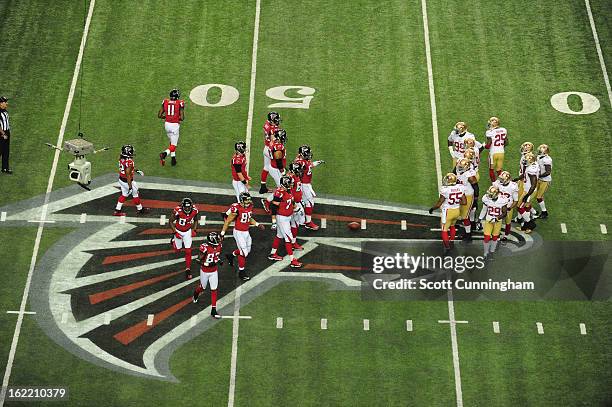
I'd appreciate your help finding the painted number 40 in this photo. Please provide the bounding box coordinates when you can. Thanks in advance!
[189,84,316,109]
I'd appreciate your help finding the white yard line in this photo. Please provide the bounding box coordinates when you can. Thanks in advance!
[585,0,612,108]
[0,1,96,405]
[421,0,462,405]
[228,1,261,405]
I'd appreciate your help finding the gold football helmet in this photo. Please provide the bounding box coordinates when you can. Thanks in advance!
[524,152,537,165]
[463,148,475,161]
[456,158,471,174]
[464,138,476,149]
[538,144,549,156]
[520,141,534,154]
[487,116,500,129]
[486,185,500,200]
[442,173,458,186]
[454,121,467,134]
[498,170,511,185]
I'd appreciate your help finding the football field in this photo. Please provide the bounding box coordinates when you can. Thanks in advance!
[0,0,611,406]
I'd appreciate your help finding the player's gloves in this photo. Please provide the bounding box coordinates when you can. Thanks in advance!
[220,230,226,237]
[136,170,144,176]
[313,160,325,166]
[191,230,197,237]
[428,207,436,214]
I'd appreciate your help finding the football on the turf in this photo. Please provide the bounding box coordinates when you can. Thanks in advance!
[347,221,360,230]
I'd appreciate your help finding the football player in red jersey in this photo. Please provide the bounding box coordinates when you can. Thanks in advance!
[114,145,149,216]
[170,197,199,280]
[221,192,265,281]
[268,176,303,268]
[261,129,288,229]
[260,112,281,194]
[193,232,223,319]
[158,88,185,166]
[295,145,325,230]
[287,162,306,251]
[231,141,250,202]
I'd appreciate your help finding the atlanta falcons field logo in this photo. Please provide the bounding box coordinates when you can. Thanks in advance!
[0,175,535,381]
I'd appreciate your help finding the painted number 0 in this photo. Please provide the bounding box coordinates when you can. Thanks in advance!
[189,84,316,109]
[550,91,600,115]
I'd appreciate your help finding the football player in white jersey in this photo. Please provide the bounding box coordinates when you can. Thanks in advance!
[455,158,479,241]
[493,171,519,241]
[429,173,466,250]
[513,141,534,223]
[485,116,508,182]
[462,146,483,231]
[516,152,539,233]
[447,122,476,169]
[478,186,508,260]
[535,144,553,219]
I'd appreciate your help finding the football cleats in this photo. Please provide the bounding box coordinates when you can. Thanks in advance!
[235,141,247,154]
[486,186,500,200]
[456,158,471,174]
[288,162,303,177]
[442,173,458,186]
[520,142,534,154]
[280,175,294,189]
[498,171,511,185]
[487,116,500,129]
[454,121,467,134]
[169,88,180,100]
[274,129,287,144]
[181,197,193,213]
[207,231,221,246]
[464,138,476,149]
[239,192,253,207]
[298,144,312,160]
[524,152,537,165]
[267,111,281,125]
[463,148,475,161]
[538,144,549,156]
[120,144,134,158]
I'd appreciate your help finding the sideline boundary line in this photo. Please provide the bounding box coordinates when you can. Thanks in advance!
[585,0,612,108]
[0,1,97,405]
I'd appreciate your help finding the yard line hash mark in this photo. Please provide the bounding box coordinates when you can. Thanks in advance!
[276,317,283,329]
[600,224,607,234]
[560,223,567,234]
[580,323,587,335]
[363,319,370,331]
[406,320,413,332]
[5,311,36,315]
[321,318,328,330]
[0,212,6,222]
[536,322,544,335]
[493,321,500,333]
[0,1,96,405]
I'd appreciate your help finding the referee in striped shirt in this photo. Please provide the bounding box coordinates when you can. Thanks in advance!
[0,96,12,174]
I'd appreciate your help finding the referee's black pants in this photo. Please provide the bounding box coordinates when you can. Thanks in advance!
[0,130,9,171]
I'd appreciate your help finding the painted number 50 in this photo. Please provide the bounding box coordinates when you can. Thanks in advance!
[189,84,316,109]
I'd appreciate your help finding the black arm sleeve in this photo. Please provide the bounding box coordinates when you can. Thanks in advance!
[275,158,284,171]
[472,182,479,199]
[233,164,243,175]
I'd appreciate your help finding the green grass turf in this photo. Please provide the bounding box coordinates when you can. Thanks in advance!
[457,301,612,406]
[0,0,610,405]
